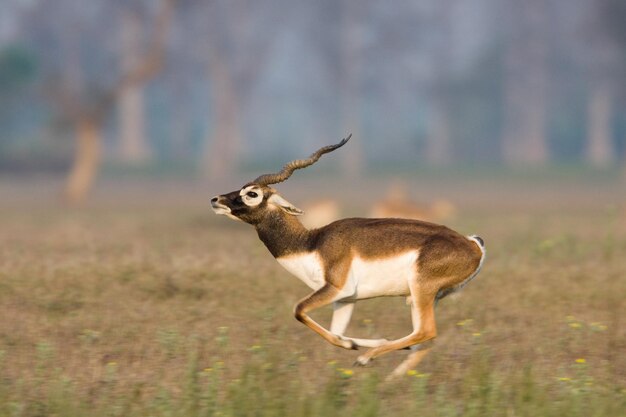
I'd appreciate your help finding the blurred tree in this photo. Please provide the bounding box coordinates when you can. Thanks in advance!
[339,0,365,178]
[199,0,289,181]
[501,0,551,165]
[586,76,614,167]
[117,6,151,164]
[0,46,36,91]
[27,0,176,204]
[0,44,37,158]
[6,0,626,174]
[425,0,455,165]
[580,0,622,167]
[593,0,626,173]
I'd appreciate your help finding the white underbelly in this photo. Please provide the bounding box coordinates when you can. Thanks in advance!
[351,251,418,299]
[276,251,419,300]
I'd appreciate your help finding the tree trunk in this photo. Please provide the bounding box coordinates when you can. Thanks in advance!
[205,55,242,181]
[170,93,191,160]
[426,95,452,165]
[340,0,364,178]
[501,0,549,166]
[64,118,102,205]
[118,85,150,162]
[118,9,150,163]
[426,0,454,166]
[341,117,364,178]
[586,79,614,167]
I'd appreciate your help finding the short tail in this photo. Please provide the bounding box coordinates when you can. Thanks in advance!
[469,235,484,248]
[467,234,486,277]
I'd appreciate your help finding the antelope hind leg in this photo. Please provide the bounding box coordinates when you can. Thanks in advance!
[354,281,437,366]
[385,343,433,381]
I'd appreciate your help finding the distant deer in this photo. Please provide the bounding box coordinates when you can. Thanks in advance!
[211,136,485,374]
[300,199,341,229]
[370,182,456,223]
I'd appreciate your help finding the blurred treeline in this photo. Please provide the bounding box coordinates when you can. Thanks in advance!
[1,0,626,201]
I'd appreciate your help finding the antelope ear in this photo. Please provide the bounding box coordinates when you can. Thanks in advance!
[268,194,304,216]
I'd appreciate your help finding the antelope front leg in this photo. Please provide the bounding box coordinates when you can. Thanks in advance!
[330,301,389,348]
[294,284,358,350]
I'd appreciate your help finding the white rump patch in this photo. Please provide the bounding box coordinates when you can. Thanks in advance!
[458,235,487,289]
[451,235,486,293]
[467,235,486,276]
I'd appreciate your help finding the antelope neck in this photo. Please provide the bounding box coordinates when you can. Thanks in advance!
[255,211,312,258]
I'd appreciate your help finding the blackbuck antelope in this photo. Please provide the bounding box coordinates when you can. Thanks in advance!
[211,136,485,371]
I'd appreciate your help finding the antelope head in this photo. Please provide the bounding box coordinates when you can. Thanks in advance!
[211,135,351,225]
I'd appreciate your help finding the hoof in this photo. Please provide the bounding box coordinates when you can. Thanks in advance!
[354,355,371,367]
[338,336,359,350]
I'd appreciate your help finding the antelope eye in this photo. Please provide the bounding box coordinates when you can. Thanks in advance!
[247,191,259,198]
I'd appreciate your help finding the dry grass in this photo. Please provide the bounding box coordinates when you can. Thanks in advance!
[0,176,624,416]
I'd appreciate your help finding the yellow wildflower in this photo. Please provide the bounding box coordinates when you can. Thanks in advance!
[568,323,582,329]
[472,332,482,337]
[406,370,417,376]
[575,358,586,364]
[591,322,607,331]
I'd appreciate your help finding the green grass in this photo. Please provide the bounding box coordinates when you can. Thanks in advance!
[0,342,623,417]
[0,178,624,416]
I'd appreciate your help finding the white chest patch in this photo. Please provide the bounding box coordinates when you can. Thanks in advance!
[277,252,326,291]
[276,250,419,301]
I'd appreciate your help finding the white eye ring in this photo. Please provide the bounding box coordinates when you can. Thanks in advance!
[240,186,263,207]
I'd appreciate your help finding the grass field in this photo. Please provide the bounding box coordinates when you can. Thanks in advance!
[0,176,625,416]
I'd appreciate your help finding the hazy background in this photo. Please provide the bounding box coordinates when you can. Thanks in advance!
[1,2,625,415]
[1,0,626,204]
